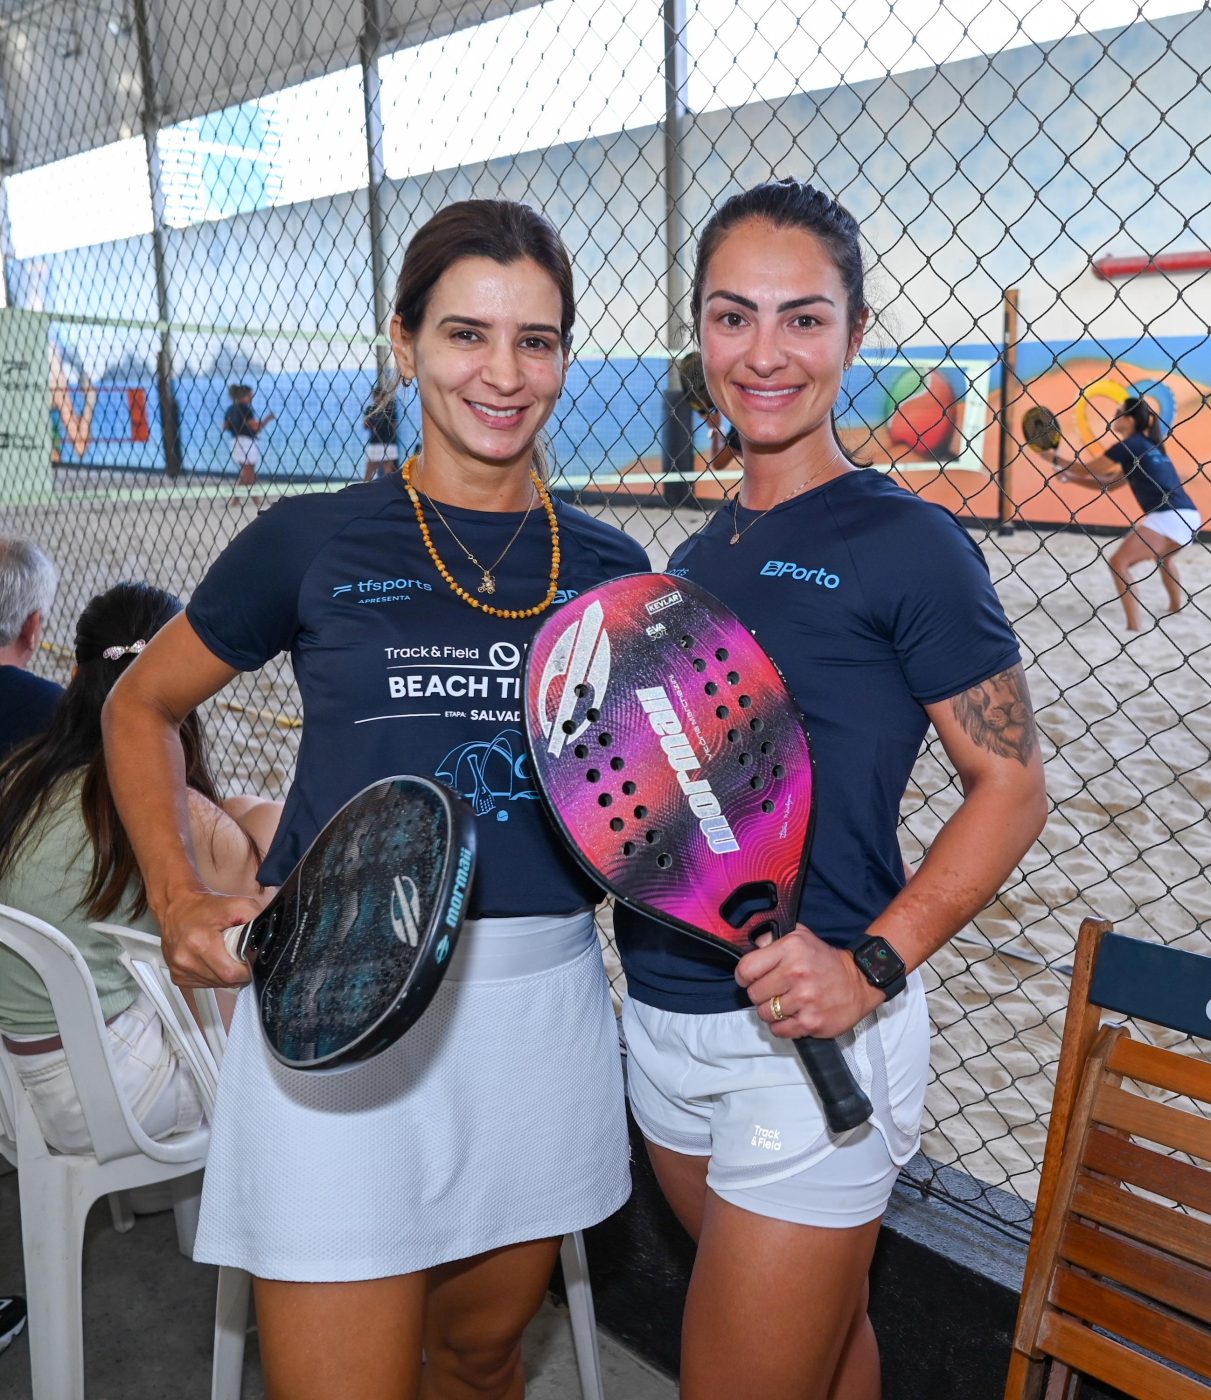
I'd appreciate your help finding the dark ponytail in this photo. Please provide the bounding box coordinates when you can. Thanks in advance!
[1119,396,1164,446]
[0,581,223,920]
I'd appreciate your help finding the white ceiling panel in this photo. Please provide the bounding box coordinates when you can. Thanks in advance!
[0,0,548,173]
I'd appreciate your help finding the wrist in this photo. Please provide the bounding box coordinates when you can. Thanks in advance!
[850,935,908,1002]
[151,870,210,919]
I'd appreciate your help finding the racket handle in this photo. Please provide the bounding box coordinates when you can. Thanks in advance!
[792,1036,873,1133]
[223,924,249,962]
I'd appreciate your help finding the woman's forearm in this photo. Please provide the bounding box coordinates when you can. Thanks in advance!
[866,772,1046,974]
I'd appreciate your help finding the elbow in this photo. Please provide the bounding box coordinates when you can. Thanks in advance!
[1022,778,1049,846]
[100,676,128,746]
[101,667,173,747]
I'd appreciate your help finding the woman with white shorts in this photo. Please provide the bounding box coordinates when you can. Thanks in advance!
[613,179,1047,1400]
[1051,394,1202,631]
[104,199,647,1400]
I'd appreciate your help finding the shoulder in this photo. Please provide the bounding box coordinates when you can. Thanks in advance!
[240,476,402,548]
[0,667,64,703]
[10,772,86,852]
[554,498,649,573]
[1108,433,1161,464]
[188,478,405,665]
[825,470,985,557]
[0,668,64,735]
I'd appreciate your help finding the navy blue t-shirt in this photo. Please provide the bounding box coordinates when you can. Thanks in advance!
[0,666,63,761]
[614,470,1021,1013]
[1105,433,1195,516]
[187,473,649,915]
[223,403,255,438]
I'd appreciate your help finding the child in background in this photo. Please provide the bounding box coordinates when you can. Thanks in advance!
[223,384,275,503]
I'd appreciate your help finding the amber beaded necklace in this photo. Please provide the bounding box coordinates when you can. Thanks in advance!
[402,455,561,619]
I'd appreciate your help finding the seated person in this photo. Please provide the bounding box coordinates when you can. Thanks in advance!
[0,581,280,1153]
[0,536,63,761]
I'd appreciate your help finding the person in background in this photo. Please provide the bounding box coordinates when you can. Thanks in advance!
[0,537,62,761]
[1050,395,1201,631]
[223,383,276,504]
[0,581,278,1154]
[0,538,60,1336]
[363,390,400,480]
[678,349,739,475]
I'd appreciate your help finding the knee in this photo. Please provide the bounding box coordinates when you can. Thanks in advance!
[425,1328,523,1394]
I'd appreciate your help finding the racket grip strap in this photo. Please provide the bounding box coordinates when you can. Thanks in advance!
[223,924,249,962]
[792,1036,873,1133]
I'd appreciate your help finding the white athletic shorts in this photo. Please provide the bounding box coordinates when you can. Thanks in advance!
[366,443,398,464]
[1141,507,1201,547]
[230,437,259,468]
[194,911,631,1282]
[7,990,205,1154]
[622,971,930,1228]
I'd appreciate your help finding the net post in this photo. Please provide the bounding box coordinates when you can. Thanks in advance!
[133,0,183,479]
[996,288,1021,536]
[0,85,14,309]
[660,0,695,509]
[360,0,392,393]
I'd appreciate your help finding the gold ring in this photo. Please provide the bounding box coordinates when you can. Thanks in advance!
[770,994,785,1022]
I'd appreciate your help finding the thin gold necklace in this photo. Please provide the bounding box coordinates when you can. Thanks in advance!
[418,470,536,595]
[402,456,561,620]
[728,459,847,545]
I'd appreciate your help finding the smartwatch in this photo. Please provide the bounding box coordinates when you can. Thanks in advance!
[851,936,907,1002]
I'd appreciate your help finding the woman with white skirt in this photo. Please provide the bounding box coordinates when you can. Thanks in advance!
[104,199,647,1400]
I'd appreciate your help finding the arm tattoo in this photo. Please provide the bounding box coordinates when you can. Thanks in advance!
[949,663,1038,766]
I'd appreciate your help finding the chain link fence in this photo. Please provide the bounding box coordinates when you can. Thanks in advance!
[1,0,1208,1237]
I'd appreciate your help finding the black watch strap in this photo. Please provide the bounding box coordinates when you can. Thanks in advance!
[852,936,907,1001]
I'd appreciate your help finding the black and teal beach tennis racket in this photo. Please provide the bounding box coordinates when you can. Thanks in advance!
[223,775,476,1071]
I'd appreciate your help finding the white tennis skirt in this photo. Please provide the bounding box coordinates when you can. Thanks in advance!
[194,911,631,1282]
[1141,506,1201,546]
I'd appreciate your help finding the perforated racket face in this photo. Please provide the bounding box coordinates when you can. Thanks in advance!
[524,574,813,955]
[247,776,476,1070]
[1022,405,1061,452]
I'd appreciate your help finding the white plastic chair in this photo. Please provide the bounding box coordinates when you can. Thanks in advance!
[91,921,251,1400]
[0,904,210,1400]
[96,921,607,1400]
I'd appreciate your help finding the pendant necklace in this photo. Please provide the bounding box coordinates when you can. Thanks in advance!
[728,459,847,545]
[414,462,536,594]
[401,455,562,620]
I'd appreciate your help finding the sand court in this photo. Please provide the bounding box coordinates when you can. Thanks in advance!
[11,479,1210,1212]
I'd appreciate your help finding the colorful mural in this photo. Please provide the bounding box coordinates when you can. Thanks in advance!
[684,338,1209,535]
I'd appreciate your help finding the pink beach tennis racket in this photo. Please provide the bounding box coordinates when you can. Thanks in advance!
[523,574,872,1133]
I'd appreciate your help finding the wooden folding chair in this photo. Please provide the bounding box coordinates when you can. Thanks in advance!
[1004,916,1211,1400]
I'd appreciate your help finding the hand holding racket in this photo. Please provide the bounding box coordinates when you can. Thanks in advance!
[223,775,476,1071]
[523,574,872,1134]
